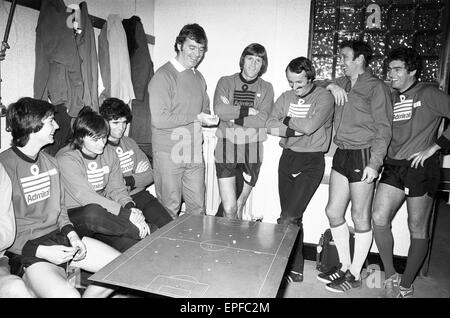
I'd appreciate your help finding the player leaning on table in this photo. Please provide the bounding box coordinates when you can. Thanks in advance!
[372,47,450,298]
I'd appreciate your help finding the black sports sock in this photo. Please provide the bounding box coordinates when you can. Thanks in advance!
[401,237,429,288]
[373,224,396,278]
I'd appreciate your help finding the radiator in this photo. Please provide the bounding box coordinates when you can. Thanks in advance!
[202,128,253,217]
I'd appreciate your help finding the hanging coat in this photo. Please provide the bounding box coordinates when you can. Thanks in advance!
[122,16,154,155]
[34,0,84,117]
[98,14,135,105]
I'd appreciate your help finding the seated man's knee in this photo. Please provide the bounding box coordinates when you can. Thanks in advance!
[0,275,34,298]
[83,204,113,226]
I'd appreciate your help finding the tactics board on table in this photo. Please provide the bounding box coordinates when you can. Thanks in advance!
[89,214,299,298]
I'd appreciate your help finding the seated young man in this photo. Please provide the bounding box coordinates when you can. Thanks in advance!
[0,98,120,298]
[99,98,173,228]
[57,107,153,252]
[0,163,34,298]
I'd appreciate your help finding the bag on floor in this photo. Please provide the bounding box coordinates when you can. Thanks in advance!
[316,228,355,273]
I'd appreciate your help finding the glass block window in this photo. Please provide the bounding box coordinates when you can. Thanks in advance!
[309,0,449,84]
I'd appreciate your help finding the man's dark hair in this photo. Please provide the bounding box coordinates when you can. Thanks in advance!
[286,57,316,81]
[174,23,208,53]
[99,98,132,123]
[7,97,55,147]
[70,106,109,151]
[239,43,268,77]
[388,47,422,79]
[340,39,373,66]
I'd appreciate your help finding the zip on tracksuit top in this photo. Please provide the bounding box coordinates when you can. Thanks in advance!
[214,73,274,144]
[0,147,74,257]
[388,82,450,161]
[266,85,334,153]
[331,70,393,171]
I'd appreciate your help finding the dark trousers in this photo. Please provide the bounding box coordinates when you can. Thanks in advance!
[132,190,173,228]
[68,204,140,252]
[278,150,325,273]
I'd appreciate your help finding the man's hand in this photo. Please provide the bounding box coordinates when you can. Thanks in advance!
[248,107,259,116]
[327,83,348,106]
[67,231,87,261]
[129,208,150,239]
[408,144,441,168]
[361,166,378,184]
[135,160,150,173]
[197,112,219,126]
[36,245,79,265]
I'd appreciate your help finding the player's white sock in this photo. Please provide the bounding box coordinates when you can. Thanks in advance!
[350,230,373,280]
[330,222,351,271]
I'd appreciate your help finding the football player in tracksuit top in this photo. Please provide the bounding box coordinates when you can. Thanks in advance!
[266,57,334,283]
[214,43,274,220]
[316,40,393,293]
[99,98,173,228]
[57,107,152,253]
[0,163,34,297]
[0,98,119,297]
[372,47,450,298]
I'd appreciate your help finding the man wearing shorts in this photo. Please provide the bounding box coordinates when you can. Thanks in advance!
[372,47,450,298]
[317,40,393,293]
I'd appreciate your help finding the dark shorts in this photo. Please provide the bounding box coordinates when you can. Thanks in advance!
[5,230,71,277]
[215,140,262,187]
[379,155,440,197]
[332,148,371,183]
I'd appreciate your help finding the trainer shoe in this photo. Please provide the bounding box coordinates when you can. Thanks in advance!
[397,284,414,298]
[383,273,400,298]
[317,263,345,284]
[284,270,304,283]
[325,270,361,293]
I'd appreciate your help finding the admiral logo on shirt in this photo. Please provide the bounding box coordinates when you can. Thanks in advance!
[393,95,413,122]
[233,86,256,108]
[87,162,110,191]
[21,164,58,205]
[287,98,311,118]
[116,147,135,173]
